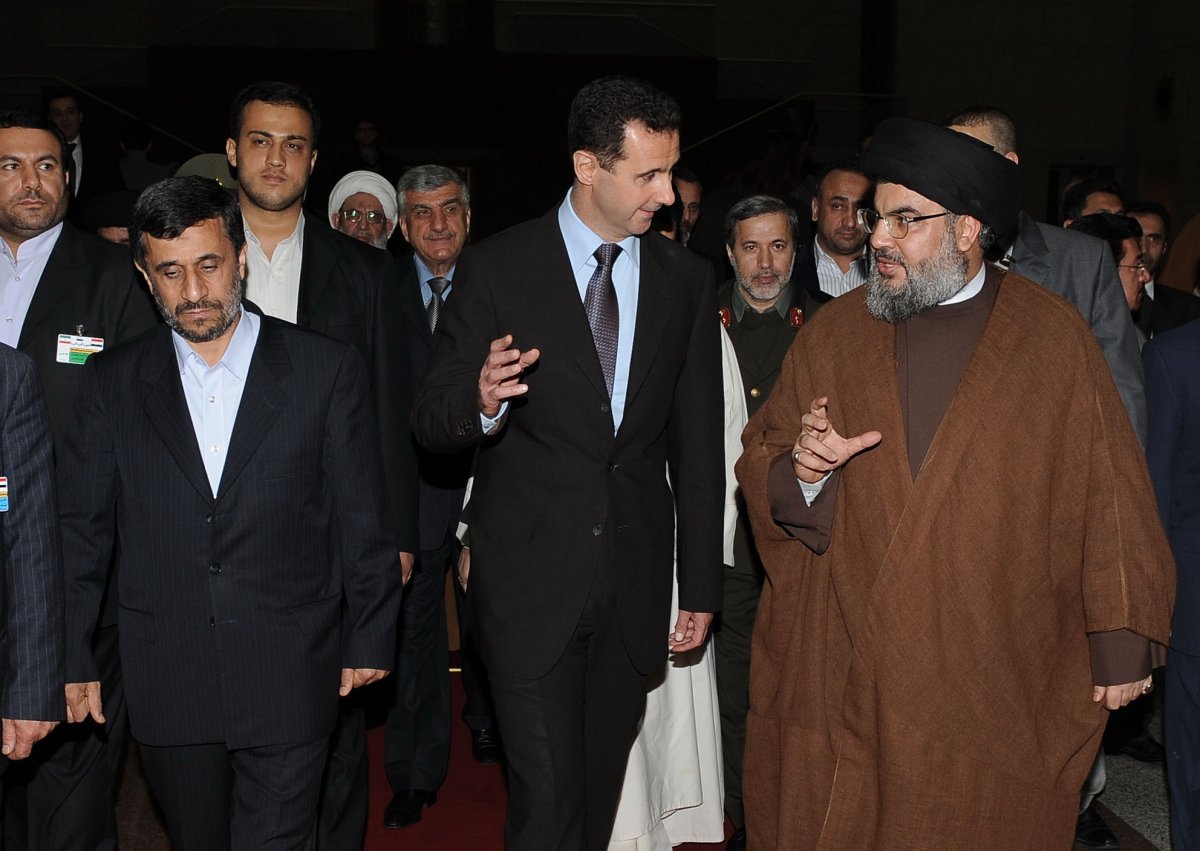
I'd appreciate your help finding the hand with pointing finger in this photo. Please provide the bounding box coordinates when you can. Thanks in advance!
[478,335,541,418]
[791,396,882,483]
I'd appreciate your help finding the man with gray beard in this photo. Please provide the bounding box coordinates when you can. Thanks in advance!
[735,118,1172,850]
[863,206,972,322]
[714,194,822,851]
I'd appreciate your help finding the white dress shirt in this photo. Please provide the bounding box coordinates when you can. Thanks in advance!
[243,217,304,323]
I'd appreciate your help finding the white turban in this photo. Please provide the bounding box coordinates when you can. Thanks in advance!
[327,170,399,236]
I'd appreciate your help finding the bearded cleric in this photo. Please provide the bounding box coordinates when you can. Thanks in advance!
[735,117,1173,850]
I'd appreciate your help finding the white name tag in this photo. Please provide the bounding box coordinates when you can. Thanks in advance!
[56,334,104,365]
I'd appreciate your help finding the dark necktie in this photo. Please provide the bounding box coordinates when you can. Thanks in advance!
[426,276,449,332]
[585,243,621,398]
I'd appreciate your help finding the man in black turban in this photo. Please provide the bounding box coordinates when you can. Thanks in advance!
[733,116,1172,850]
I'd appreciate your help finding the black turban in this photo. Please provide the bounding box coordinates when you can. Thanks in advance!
[862,117,1022,238]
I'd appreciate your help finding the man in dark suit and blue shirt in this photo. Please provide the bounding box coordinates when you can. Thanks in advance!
[59,176,401,849]
[383,163,499,830]
[0,108,158,850]
[413,76,724,851]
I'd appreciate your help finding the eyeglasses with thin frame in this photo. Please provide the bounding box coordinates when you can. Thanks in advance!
[1118,263,1149,274]
[857,207,951,239]
[339,208,387,225]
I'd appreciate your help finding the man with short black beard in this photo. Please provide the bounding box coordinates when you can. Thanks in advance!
[59,176,401,849]
[0,108,157,851]
[736,117,1172,850]
[714,194,822,851]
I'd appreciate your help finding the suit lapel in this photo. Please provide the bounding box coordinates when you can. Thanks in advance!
[19,224,84,348]
[216,319,290,498]
[139,330,215,504]
[624,235,672,409]
[297,211,336,328]
[1010,212,1050,284]
[525,211,610,401]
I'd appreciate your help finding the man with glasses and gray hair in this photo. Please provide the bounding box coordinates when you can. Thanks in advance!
[383,163,499,830]
[327,170,398,249]
[736,117,1172,850]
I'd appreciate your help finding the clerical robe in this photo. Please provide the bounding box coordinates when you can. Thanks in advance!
[735,268,1173,850]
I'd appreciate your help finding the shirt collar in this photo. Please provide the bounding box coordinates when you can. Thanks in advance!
[171,305,259,380]
[414,254,455,287]
[940,262,987,306]
[243,214,304,250]
[558,190,640,275]
[731,280,794,321]
[813,237,863,270]
[0,222,63,266]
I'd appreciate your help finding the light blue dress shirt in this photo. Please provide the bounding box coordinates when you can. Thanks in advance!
[557,191,640,432]
[415,255,455,308]
[482,192,641,434]
[171,307,261,496]
[0,222,63,347]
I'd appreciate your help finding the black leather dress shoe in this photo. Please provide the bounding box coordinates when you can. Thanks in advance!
[1076,802,1118,849]
[471,727,502,764]
[726,826,747,851]
[1106,732,1166,763]
[383,790,437,829]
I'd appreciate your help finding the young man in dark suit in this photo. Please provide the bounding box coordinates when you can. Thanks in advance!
[0,108,158,850]
[413,76,725,851]
[60,176,402,849]
[224,80,418,848]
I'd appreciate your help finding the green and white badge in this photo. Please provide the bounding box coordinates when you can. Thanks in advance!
[56,334,104,365]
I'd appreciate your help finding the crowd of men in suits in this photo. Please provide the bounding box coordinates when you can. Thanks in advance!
[0,74,1194,851]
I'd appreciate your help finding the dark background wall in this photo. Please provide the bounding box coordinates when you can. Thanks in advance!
[3,0,1196,240]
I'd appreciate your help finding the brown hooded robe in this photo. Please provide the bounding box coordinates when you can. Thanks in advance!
[735,270,1173,850]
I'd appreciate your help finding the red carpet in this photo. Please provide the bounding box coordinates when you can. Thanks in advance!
[363,665,729,850]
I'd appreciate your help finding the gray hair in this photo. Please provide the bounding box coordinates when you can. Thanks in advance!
[396,165,470,216]
[724,195,799,248]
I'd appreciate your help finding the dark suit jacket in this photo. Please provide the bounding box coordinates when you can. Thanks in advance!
[396,257,473,553]
[0,346,63,723]
[412,209,725,681]
[17,222,159,447]
[65,132,122,227]
[298,212,418,553]
[1137,284,1200,340]
[1144,321,1200,653]
[59,316,400,748]
[1008,211,1146,444]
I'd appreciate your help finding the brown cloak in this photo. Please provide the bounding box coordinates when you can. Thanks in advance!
[735,271,1173,850]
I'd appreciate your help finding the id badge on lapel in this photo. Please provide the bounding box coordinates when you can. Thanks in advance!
[56,333,104,365]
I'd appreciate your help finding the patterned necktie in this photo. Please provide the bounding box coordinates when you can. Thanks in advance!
[426,276,449,332]
[585,243,622,398]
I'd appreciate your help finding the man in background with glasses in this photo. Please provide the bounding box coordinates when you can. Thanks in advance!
[327,170,397,250]
[736,117,1172,850]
